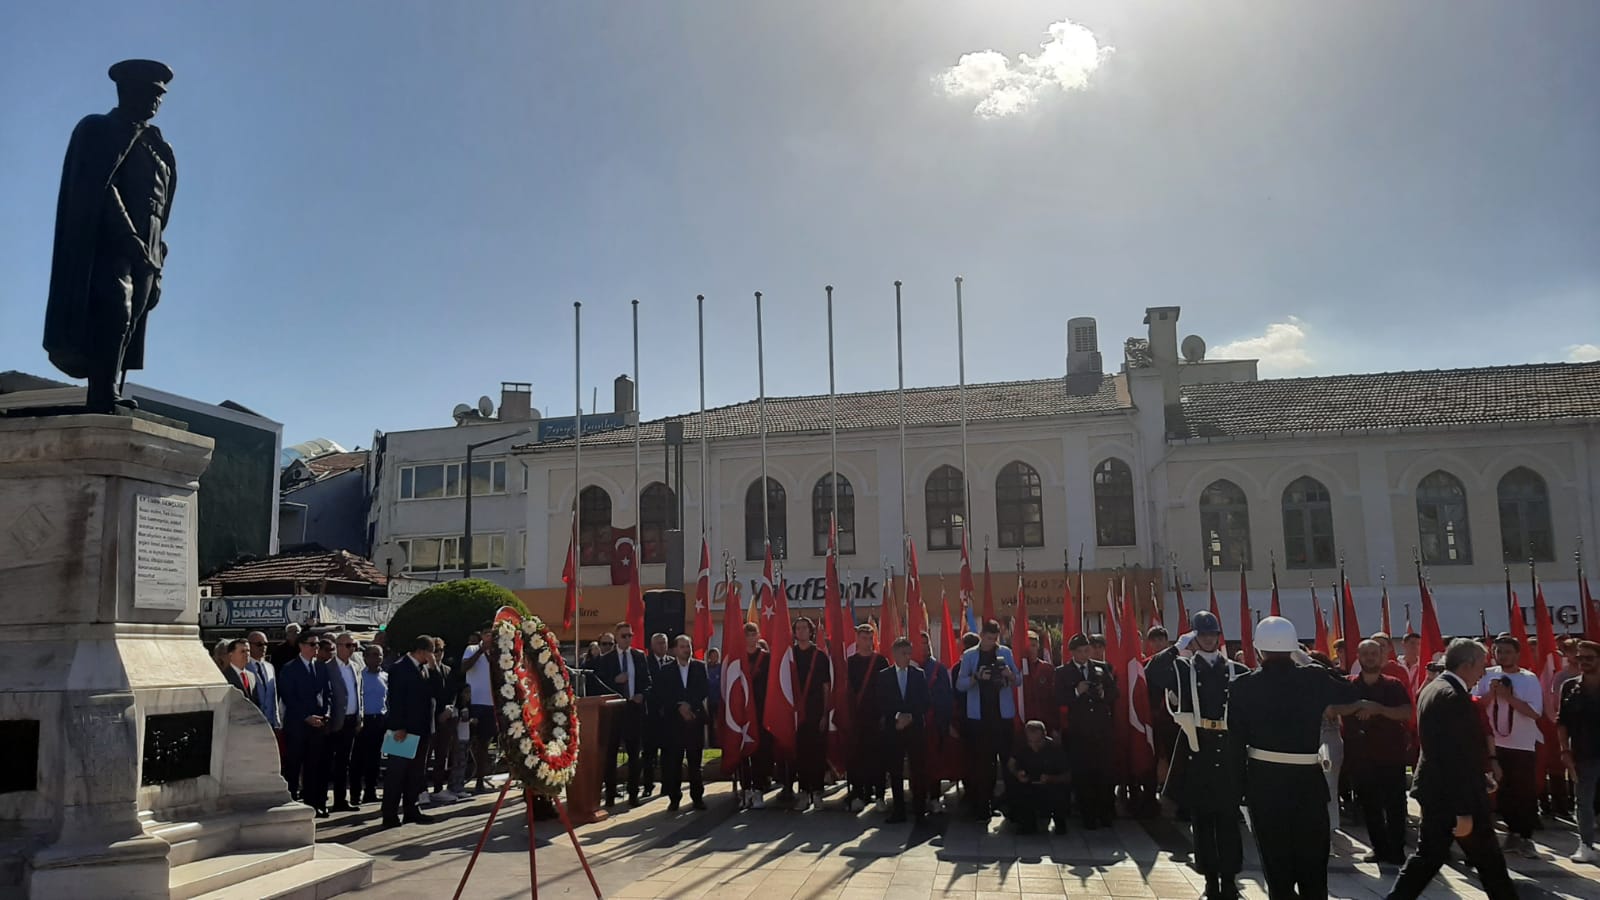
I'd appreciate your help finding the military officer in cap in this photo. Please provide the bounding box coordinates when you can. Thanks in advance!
[1147,610,1250,900]
[45,59,177,414]
[1229,617,1374,900]
[1056,632,1118,829]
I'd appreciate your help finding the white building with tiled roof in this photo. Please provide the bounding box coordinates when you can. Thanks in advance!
[512,307,1600,641]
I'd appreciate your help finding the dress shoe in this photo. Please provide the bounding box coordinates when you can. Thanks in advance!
[628,794,641,808]
[691,798,707,811]
[330,803,357,813]
[667,798,681,812]
[381,818,402,830]
[314,808,331,819]
[404,812,435,825]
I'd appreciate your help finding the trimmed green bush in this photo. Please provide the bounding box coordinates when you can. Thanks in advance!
[384,579,528,663]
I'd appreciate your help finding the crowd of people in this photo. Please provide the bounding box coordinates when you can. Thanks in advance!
[209,609,1600,900]
[211,621,504,830]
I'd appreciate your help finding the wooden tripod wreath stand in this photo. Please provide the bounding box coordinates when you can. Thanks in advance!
[450,778,602,900]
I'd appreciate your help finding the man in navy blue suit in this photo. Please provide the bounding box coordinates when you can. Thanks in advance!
[278,631,332,815]
[383,635,440,828]
[650,635,710,812]
[877,636,930,823]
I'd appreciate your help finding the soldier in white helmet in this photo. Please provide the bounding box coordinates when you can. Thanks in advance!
[1229,617,1377,899]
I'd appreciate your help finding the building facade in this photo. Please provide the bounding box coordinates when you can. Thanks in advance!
[514,307,1600,643]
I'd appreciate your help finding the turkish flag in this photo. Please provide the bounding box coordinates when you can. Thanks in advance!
[1380,583,1393,645]
[958,532,977,627]
[1509,591,1529,652]
[1062,571,1079,642]
[692,539,713,660]
[940,586,960,669]
[982,547,996,625]
[1533,581,1560,719]
[1340,574,1362,670]
[1313,598,1330,658]
[1269,565,1282,618]
[906,540,926,663]
[1208,570,1224,643]
[1175,579,1190,635]
[610,527,638,586]
[718,579,757,772]
[1239,568,1256,667]
[760,546,798,759]
[560,515,578,629]
[1585,575,1600,642]
[824,518,853,771]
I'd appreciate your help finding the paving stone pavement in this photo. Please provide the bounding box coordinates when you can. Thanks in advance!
[316,781,1599,899]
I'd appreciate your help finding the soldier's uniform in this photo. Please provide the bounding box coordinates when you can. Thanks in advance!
[1229,656,1359,900]
[1148,639,1249,900]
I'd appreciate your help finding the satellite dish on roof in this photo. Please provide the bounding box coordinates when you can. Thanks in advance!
[452,403,472,422]
[478,395,495,418]
[1181,334,1207,363]
[373,541,407,578]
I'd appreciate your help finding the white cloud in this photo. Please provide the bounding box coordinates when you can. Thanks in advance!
[1212,318,1314,375]
[937,20,1113,118]
[1565,343,1600,363]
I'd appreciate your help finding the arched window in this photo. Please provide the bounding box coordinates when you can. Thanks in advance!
[1281,476,1335,569]
[1417,470,1471,565]
[925,465,965,551]
[639,482,676,565]
[1498,467,1553,563]
[1093,458,1136,546]
[995,461,1044,548]
[812,474,856,556]
[745,477,787,560]
[1199,479,1251,570]
[577,486,613,567]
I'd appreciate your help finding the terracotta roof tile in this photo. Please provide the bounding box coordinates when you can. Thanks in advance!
[304,451,367,478]
[526,374,1127,450]
[1172,362,1600,439]
[205,550,386,592]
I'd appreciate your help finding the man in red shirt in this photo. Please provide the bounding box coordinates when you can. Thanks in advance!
[1344,639,1415,865]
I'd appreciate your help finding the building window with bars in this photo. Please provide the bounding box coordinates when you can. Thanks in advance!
[1281,476,1336,569]
[812,474,856,556]
[1093,458,1136,547]
[995,461,1044,548]
[578,486,614,567]
[925,465,966,551]
[1497,467,1553,563]
[1416,470,1471,565]
[1199,479,1251,570]
[745,477,787,560]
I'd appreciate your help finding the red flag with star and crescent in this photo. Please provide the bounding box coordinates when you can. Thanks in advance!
[692,538,713,659]
[824,517,853,770]
[718,577,756,772]
[760,546,798,759]
[560,510,578,629]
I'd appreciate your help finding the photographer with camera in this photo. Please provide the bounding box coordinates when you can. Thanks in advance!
[1473,633,1544,858]
[955,619,1020,822]
[1057,632,1118,830]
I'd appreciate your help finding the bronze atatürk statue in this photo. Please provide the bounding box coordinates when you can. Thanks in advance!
[44,59,177,413]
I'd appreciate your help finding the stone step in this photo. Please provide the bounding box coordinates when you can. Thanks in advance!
[170,846,315,900]
[187,845,371,900]
[147,804,315,868]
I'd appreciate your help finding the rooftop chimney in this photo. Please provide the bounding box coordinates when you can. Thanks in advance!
[499,382,534,422]
[1066,317,1102,376]
[1144,306,1182,408]
[614,374,635,415]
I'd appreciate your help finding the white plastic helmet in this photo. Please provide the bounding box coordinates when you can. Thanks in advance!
[1254,616,1300,653]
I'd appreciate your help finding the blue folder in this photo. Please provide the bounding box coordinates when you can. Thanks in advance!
[382,730,421,759]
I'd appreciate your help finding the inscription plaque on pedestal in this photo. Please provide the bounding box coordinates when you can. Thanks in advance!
[134,494,190,610]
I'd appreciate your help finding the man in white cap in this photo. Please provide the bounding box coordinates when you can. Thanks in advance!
[1229,616,1374,900]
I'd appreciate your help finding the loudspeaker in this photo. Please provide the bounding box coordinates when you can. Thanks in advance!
[643,589,687,644]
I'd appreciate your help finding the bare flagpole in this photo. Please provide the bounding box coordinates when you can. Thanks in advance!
[573,301,583,664]
[827,286,840,547]
[956,276,969,542]
[632,299,642,545]
[756,292,769,553]
[896,281,908,579]
[698,295,708,542]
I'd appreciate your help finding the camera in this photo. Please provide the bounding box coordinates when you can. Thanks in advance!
[1495,675,1513,688]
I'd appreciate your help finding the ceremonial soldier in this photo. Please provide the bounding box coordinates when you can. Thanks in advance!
[1229,617,1370,900]
[1147,611,1250,900]
[1057,633,1118,829]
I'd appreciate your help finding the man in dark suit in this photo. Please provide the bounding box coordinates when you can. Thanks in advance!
[1386,639,1518,900]
[641,632,672,797]
[382,635,439,829]
[876,636,930,823]
[650,635,709,812]
[1056,633,1118,829]
[278,631,332,814]
[847,624,890,812]
[595,623,652,807]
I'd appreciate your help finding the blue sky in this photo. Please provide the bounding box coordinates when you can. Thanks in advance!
[3,1,1596,450]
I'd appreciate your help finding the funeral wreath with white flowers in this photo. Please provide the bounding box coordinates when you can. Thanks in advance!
[489,609,580,795]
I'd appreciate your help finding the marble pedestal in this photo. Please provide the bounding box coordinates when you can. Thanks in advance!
[0,415,366,899]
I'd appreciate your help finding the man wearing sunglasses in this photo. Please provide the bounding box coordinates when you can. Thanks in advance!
[1559,640,1600,864]
[596,623,652,807]
[325,633,365,813]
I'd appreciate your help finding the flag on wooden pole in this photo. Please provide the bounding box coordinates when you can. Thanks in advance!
[691,539,713,659]
[1269,558,1282,618]
[717,574,756,772]
[1340,569,1362,670]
